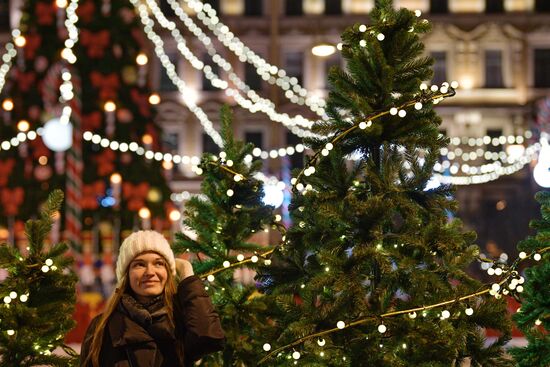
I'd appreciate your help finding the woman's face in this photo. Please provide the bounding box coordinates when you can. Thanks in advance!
[128,251,168,301]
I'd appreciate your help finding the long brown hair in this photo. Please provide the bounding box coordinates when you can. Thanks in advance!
[82,260,178,367]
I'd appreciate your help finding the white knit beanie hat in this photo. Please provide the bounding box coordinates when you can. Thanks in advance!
[116,230,176,287]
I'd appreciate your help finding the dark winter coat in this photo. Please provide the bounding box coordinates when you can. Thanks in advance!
[80,275,225,367]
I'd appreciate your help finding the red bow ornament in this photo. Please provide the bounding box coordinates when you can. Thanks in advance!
[95,149,116,177]
[130,88,152,118]
[122,182,150,211]
[76,0,95,23]
[36,2,55,25]
[80,30,111,59]
[80,181,106,210]
[23,33,42,60]
[90,71,119,100]
[82,111,103,132]
[1,187,24,216]
[0,159,15,186]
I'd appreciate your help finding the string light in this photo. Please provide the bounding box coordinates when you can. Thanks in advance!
[173,0,327,119]
[143,0,320,138]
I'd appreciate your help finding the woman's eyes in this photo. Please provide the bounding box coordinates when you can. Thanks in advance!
[132,261,165,268]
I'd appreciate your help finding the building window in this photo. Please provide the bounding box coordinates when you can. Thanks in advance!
[534,49,550,88]
[485,0,504,13]
[162,132,179,153]
[323,53,342,89]
[159,52,178,92]
[484,50,504,88]
[203,0,220,13]
[245,131,263,150]
[430,0,448,13]
[202,133,220,155]
[284,52,304,85]
[286,0,303,16]
[535,0,550,12]
[245,0,263,16]
[202,54,219,91]
[287,132,304,170]
[431,51,447,86]
[245,63,262,91]
[325,0,342,15]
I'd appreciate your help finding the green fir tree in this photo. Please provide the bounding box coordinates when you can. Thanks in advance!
[0,190,78,366]
[510,191,550,367]
[257,1,512,366]
[173,106,279,366]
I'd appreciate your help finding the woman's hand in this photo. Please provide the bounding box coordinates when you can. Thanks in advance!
[175,258,194,280]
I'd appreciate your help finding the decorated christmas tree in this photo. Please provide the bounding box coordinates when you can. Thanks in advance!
[256,1,513,365]
[510,191,550,367]
[173,106,281,365]
[0,0,173,252]
[0,190,78,366]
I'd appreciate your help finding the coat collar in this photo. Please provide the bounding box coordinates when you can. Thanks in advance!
[108,310,155,348]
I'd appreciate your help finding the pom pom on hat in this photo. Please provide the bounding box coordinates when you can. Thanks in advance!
[116,230,176,286]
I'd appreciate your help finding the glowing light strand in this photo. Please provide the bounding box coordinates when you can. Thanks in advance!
[258,246,549,364]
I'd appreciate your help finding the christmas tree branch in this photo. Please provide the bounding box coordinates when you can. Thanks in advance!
[258,246,548,364]
[293,89,456,188]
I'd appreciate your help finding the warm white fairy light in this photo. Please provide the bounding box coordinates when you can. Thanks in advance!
[207,274,215,282]
[19,294,28,302]
[377,324,387,333]
[533,253,542,261]
[263,343,271,352]
[143,0,320,139]
[0,42,16,94]
[237,254,245,261]
[336,321,345,329]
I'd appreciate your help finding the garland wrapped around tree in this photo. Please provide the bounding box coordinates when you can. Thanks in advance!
[0,190,78,366]
[256,1,513,365]
[510,191,550,367]
[172,106,280,366]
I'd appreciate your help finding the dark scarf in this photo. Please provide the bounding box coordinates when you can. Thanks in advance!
[118,293,176,342]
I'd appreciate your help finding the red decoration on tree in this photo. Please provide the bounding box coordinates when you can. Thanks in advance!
[76,0,96,23]
[122,182,149,211]
[23,33,42,60]
[0,187,24,216]
[80,30,111,58]
[130,88,151,117]
[94,149,116,176]
[35,2,55,25]
[30,139,51,159]
[0,159,15,186]
[80,181,106,210]
[81,111,102,131]
[16,70,37,92]
[89,71,119,100]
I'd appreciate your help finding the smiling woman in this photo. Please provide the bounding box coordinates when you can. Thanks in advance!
[80,230,225,367]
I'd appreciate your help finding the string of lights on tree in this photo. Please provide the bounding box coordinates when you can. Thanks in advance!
[257,246,549,364]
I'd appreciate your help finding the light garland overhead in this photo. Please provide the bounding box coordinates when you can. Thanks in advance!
[131,0,224,147]
[142,0,320,139]
[175,0,327,119]
[0,41,17,94]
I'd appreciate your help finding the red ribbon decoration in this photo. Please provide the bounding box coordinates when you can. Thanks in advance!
[35,2,55,25]
[94,149,116,177]
[90,71,119,100]
[0,187,24,216]
[80,181,106,210]
[0,159,15,186]
[76,0,95,23]
[81,111,103,132]
[80,30,111,59]
[122,182,150,211]
[23,33,42,60]
[130,88,152,118]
